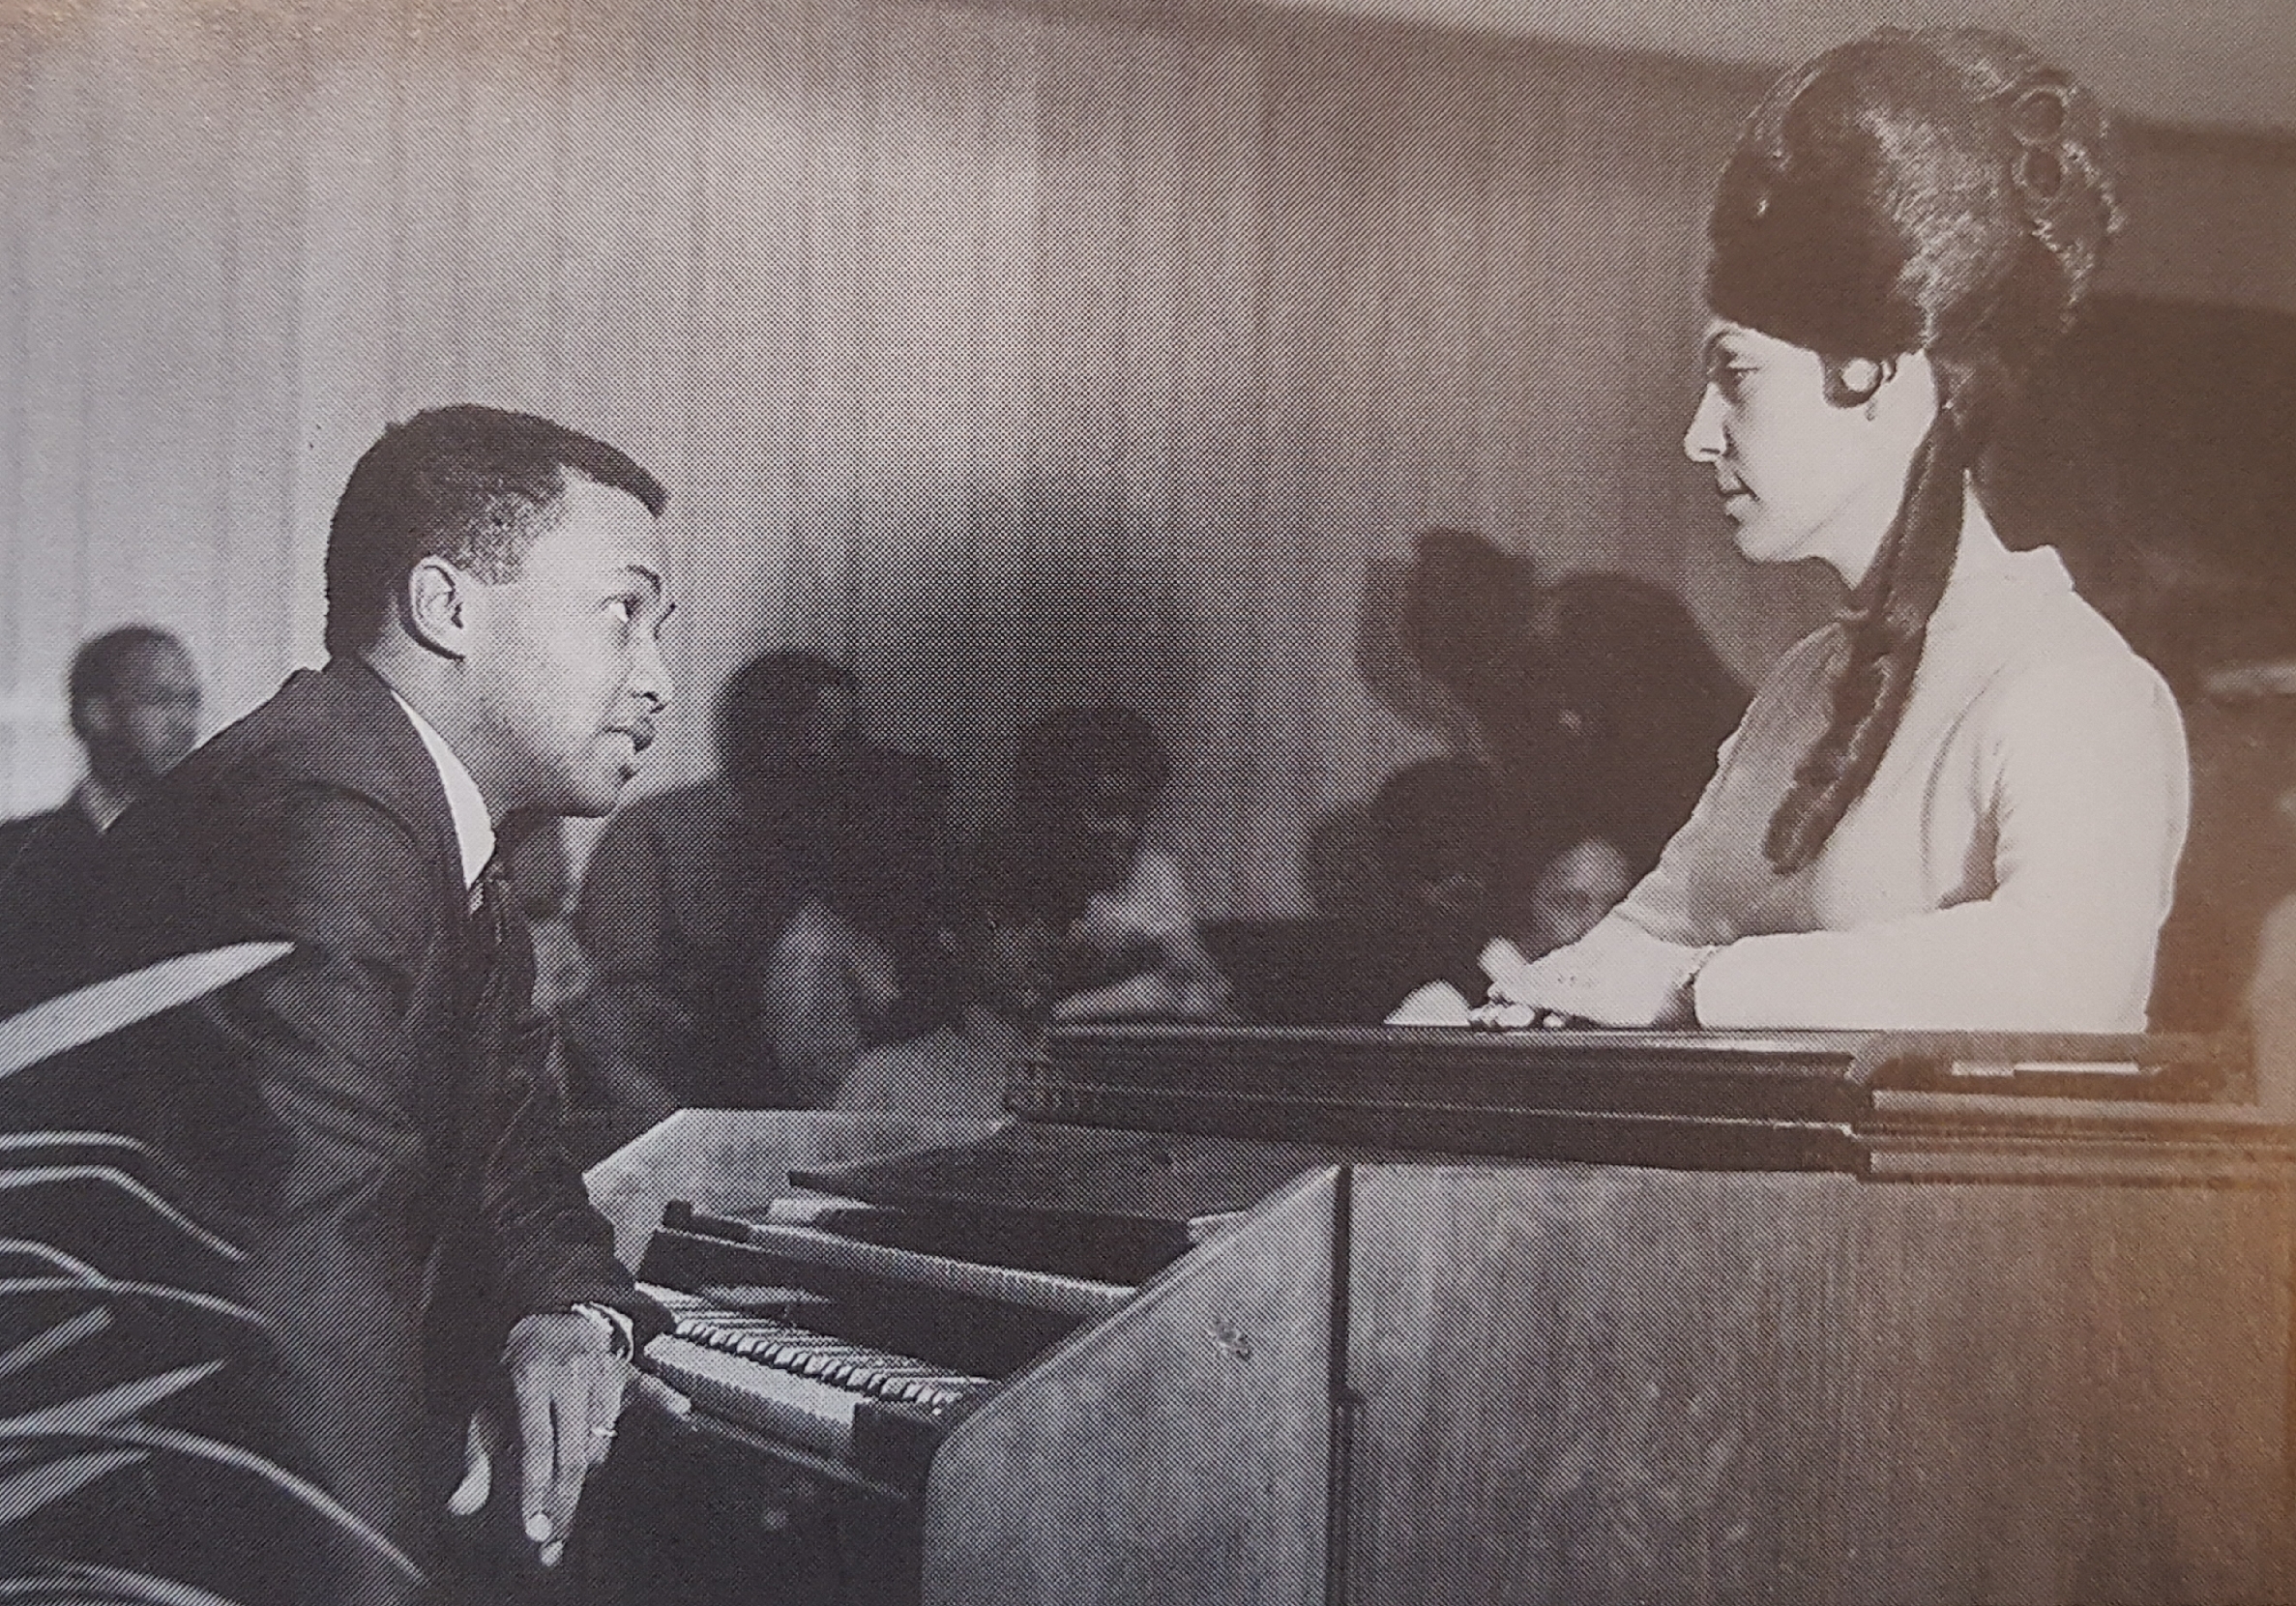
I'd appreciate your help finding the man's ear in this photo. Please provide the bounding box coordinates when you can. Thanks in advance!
[75,695,116,743]
[404,556,472,658]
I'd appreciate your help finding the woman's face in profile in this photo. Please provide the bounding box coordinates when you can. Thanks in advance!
[1682,320,1914,584]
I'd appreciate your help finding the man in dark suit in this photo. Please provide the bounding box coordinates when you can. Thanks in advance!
[0,625,200,969]
[72,404,682,1601]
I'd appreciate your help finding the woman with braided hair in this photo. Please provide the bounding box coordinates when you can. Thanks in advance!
[1478,28,2188,1032]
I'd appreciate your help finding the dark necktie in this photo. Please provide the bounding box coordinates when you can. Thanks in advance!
[469,858,512,1008]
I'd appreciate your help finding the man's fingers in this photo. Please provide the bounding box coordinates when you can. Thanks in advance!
[548,1390,590,1547]
[585,1366,625,1470]
[515,1365,557,1543]
[446,1412,494,1518]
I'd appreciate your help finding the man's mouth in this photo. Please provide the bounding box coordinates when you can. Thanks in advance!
[618,717,657,753]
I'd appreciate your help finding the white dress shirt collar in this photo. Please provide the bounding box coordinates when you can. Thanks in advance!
[386,688,495,891]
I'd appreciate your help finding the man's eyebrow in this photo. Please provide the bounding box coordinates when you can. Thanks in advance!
[621,565,665,599]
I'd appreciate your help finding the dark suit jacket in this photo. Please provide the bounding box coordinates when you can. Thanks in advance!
[64,657,662,1597]
[0,798,102,1002]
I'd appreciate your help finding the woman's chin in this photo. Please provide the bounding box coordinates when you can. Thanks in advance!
[1728,521,1797,566]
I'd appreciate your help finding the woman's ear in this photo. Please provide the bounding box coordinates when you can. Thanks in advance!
[1872,349,1941,437]
[1834,356,1893,406]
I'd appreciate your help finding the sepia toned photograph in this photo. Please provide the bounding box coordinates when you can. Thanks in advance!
[1,0,2292,1600]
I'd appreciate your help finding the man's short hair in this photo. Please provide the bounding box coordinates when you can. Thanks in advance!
[68,625,188,734]
[323,403,668,656]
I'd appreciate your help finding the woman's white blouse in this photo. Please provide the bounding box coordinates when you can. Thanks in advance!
[1604,538,2189,1032]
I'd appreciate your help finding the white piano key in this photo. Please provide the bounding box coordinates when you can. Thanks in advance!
[642,1332,861,1459]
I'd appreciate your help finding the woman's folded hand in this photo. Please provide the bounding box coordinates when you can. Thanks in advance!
[1471,921,1709,1030]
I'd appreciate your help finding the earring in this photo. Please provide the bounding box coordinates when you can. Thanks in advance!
[1864,394,1880,422]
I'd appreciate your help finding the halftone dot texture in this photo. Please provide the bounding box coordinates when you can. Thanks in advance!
[3,0,1840,895]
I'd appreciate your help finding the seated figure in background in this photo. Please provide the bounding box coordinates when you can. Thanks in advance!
[1521,573,1749,872]
[1011,705,1229,1024]
[0,625,202,988]
[571,649,948,1127]
[1206,762,1630,1028]
[1517,832,1636,960]
[835,826,1062,1122]
[1386,800,1634,1027]
[1362,757,1507,1025]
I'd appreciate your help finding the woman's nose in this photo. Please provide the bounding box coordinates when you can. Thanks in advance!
[1683,384,1725,463]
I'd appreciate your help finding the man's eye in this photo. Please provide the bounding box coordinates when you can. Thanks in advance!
[608,596,639,623]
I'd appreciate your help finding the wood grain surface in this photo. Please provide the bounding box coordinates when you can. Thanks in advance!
[1344,1162,2296,1605]
[923,1167,1339,1606]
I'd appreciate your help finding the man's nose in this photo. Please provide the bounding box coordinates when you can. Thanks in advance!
[630,632,671,710]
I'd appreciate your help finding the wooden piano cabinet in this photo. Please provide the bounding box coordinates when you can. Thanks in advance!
[585,1109,1005,1266]
[1342,1162,2296,1606]
[920,1167,1339,1606]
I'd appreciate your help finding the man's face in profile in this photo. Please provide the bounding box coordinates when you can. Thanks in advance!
[87,640,202,789]
[460,474,674,817]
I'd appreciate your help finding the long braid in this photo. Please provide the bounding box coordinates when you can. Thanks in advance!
[1763,402,1968,872]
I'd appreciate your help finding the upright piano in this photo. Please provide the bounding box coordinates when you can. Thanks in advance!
[587,1025,2296,1605]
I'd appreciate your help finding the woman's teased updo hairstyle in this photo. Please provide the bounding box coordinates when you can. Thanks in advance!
[1706,28,2120,873]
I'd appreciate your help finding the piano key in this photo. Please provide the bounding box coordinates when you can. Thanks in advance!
[642,1332,861,1459]
[670,1308,991,1412]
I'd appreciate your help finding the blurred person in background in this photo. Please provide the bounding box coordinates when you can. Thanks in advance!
[835,825,1065,1122]
[1008,705,1228,1025]
[572,649,949,1124]
[0,625,201,972]
[1517,832,1636,959]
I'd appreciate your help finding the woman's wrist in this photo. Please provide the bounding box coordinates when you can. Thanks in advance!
[1675,943,1723,1026]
